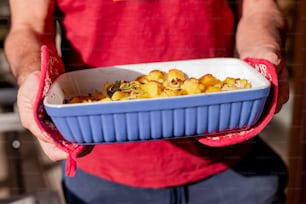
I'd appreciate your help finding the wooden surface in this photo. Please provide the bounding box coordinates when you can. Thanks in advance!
[287,1,306,203]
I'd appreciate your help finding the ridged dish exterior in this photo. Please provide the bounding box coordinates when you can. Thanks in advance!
[48,91,269,144]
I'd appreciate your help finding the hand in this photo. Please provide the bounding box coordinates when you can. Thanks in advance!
[17,71,68,161]
[239,46,290,113]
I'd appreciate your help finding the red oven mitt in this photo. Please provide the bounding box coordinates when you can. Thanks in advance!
[197,57,278,146]
[33,45,86,176]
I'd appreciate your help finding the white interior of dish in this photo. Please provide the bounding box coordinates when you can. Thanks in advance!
[44,58,270,106]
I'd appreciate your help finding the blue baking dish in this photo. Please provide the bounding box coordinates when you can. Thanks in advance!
[43,58,271,144]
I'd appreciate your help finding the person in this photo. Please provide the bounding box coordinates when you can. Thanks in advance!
[4,0,290,203]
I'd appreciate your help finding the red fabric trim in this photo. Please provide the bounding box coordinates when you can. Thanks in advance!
[33,45,86,176]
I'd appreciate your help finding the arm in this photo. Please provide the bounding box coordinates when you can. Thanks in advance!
[4,0,68,160]
[5,0,57,85]
[235,0,289,113]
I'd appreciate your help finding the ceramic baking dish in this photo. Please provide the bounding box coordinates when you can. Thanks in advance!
[43,58,271,144]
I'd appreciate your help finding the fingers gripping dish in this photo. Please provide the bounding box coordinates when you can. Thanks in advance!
[65,69,252,104]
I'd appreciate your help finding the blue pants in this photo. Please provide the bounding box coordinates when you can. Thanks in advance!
[62,137,288,204]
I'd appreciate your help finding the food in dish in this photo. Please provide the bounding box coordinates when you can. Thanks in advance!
[64,69,252,104]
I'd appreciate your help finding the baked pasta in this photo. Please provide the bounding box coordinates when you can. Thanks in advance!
[65,69,252,104]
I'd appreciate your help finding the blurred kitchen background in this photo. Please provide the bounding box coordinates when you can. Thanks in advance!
[0,0,305,203]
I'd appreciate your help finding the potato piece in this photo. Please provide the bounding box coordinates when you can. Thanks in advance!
[199,74,222,87]
[205,86,222,93]
[136,75,149,84]
[140,81,163,98]
[223,77,236,86]
[236,79,252,89]
[111,91,129,101]
[146,70,166,83]
[181,78,205,95]
[160,88,182,97]
[166,69,187,88]
[221,77,251,91]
